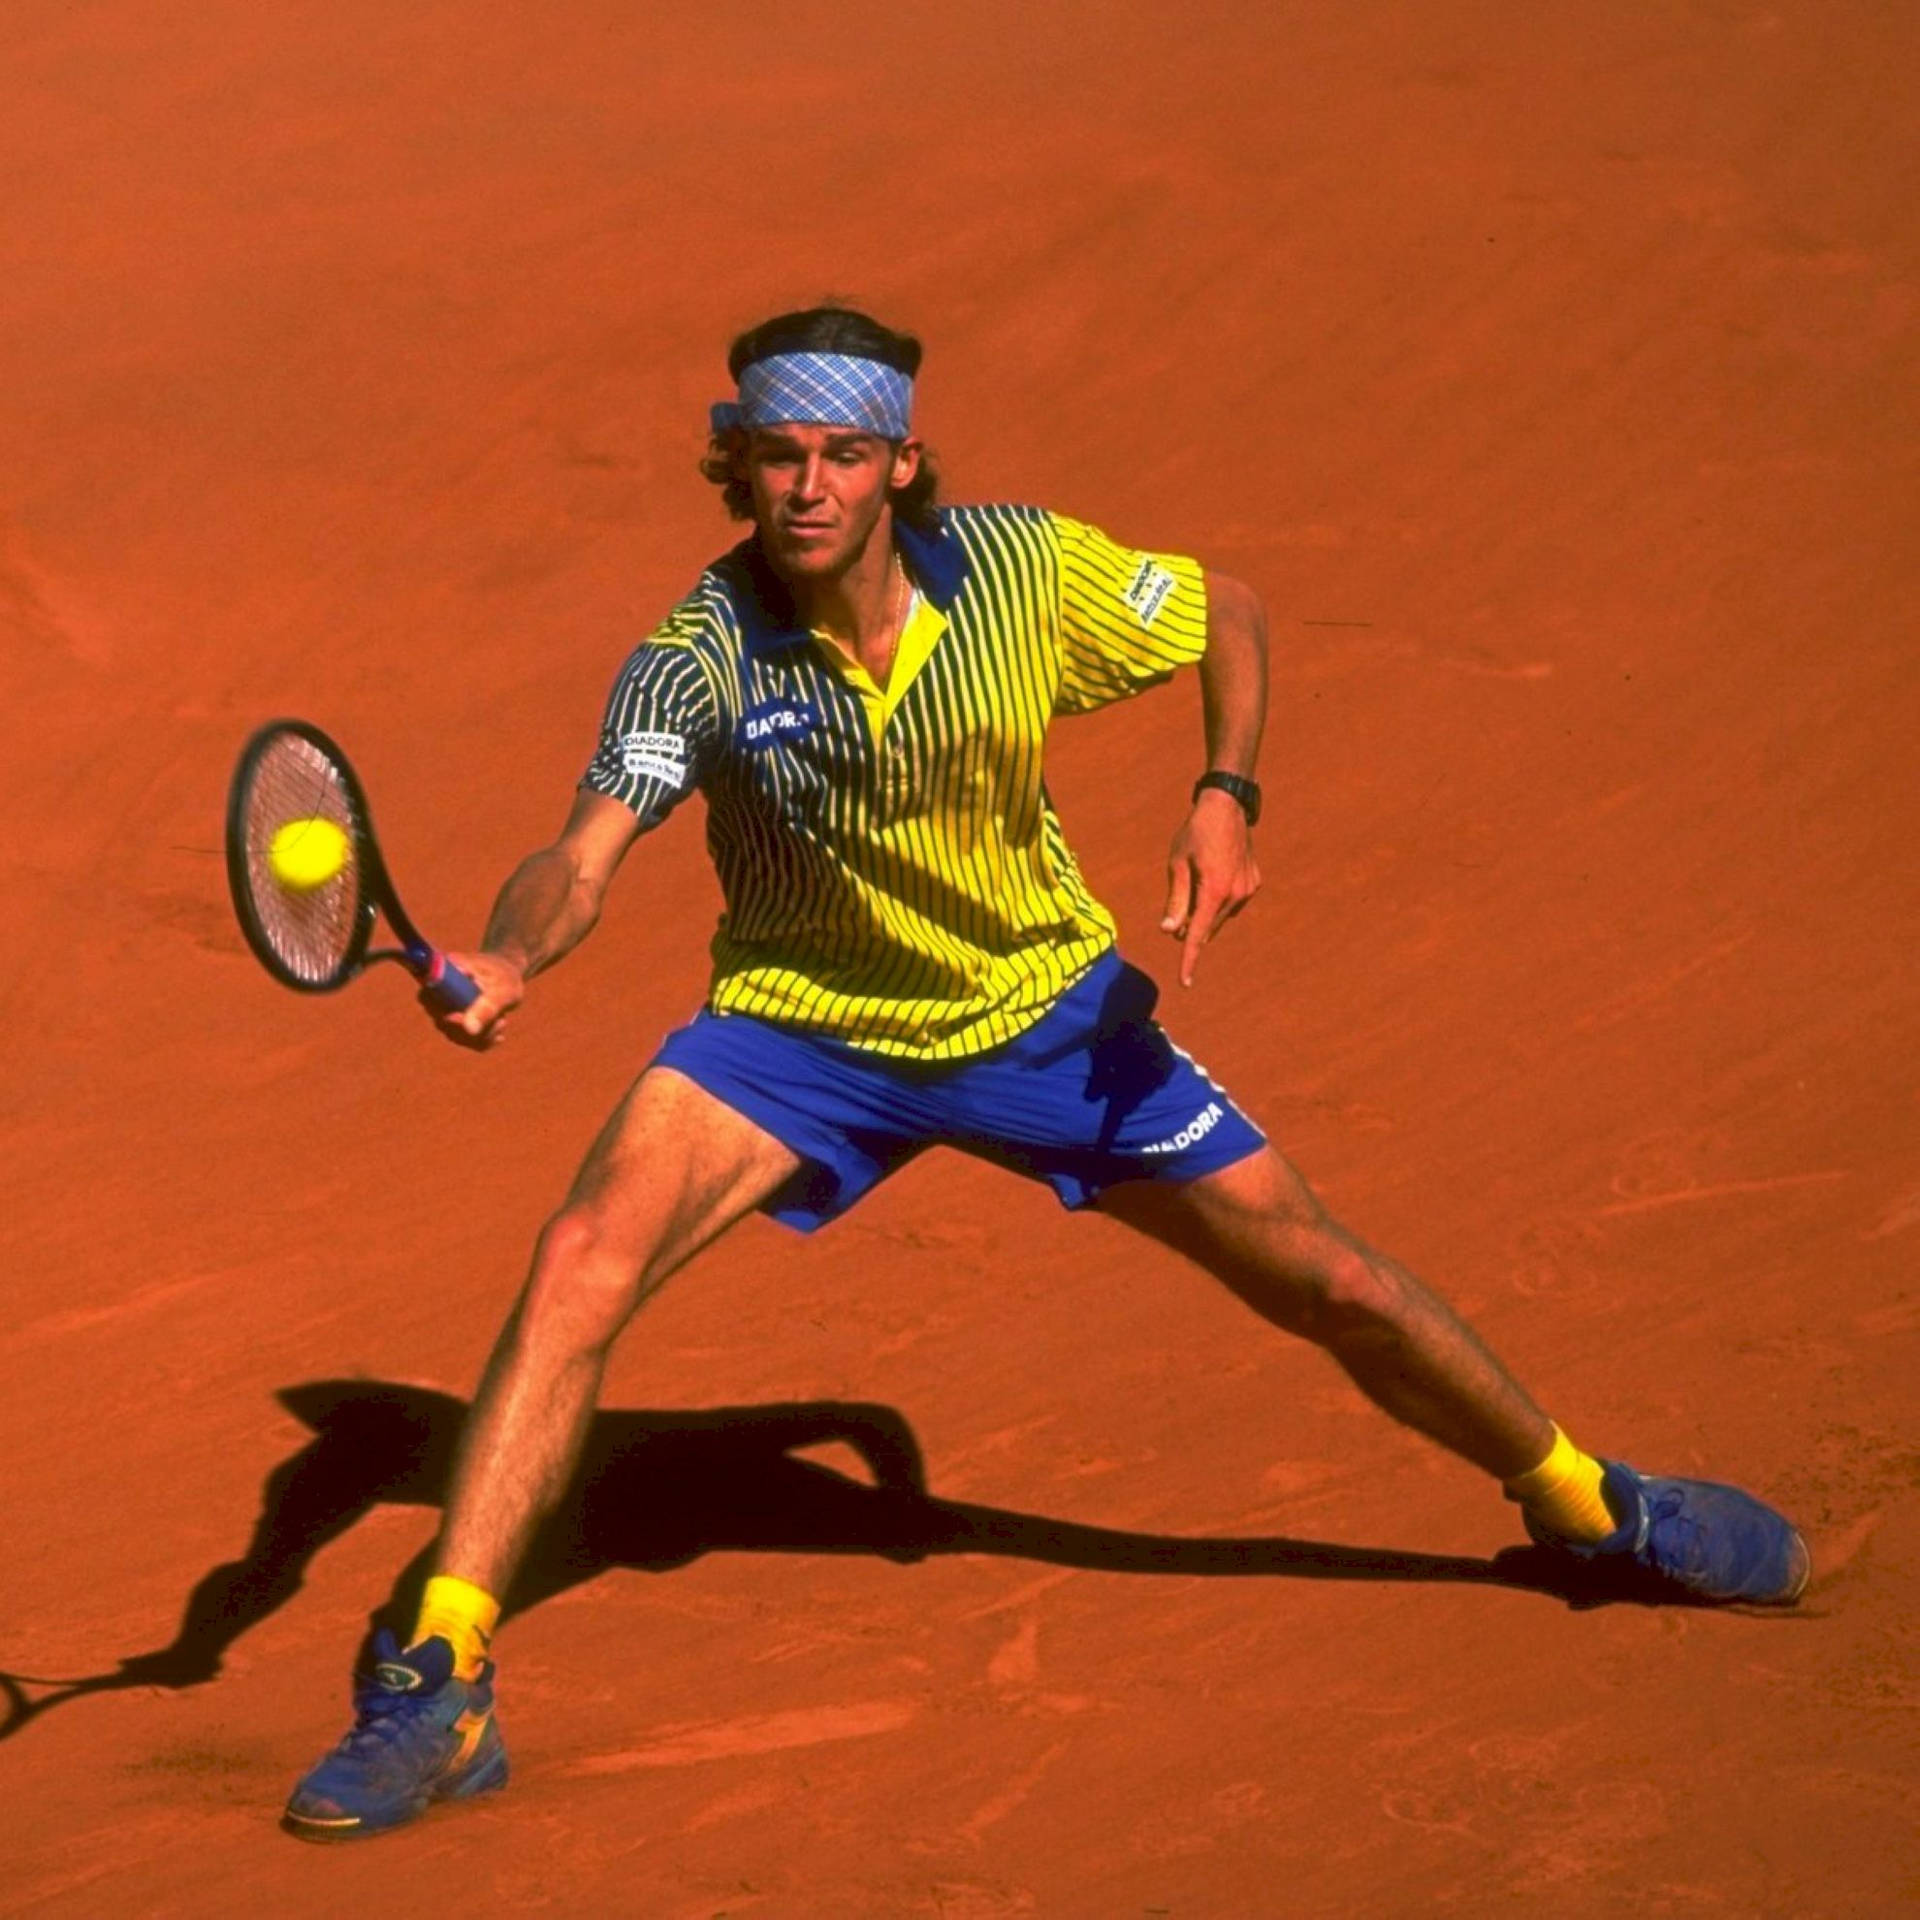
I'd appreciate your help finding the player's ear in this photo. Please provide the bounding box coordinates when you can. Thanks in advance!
[700,427,749,488]
[889,437,923,492]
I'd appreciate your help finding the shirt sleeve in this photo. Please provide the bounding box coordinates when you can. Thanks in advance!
[580,606,722,829]
[1050,512,1209,715]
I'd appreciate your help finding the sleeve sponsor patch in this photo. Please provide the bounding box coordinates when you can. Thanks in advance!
[1123,556,1178,628]
[619,729,688,788]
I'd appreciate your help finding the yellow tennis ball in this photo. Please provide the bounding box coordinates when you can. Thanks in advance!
[268,817,351,892]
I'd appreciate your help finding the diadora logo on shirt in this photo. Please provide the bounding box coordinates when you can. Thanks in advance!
[1123,557,1177,628]
[736,699,822,752]
[619,729,687,788]
[1142,1100,1224,1155]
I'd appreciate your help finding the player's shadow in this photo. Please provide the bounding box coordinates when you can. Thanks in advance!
[0,1378,1641,1743]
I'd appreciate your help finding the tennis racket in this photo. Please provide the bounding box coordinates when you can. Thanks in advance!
[225,719,479,1012]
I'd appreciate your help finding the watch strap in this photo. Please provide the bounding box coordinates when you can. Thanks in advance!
[1192,770,1261,825]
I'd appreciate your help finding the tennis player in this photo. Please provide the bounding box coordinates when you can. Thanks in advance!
[284,306,1808,1840]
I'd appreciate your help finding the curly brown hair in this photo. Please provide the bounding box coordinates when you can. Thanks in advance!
[699,304,941,533]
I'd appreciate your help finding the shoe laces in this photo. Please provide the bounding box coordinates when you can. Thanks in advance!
[1641,1481,1707,1567]
[337,1678,441,1757]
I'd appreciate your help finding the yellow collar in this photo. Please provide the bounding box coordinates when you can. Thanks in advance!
[811,592,947,749]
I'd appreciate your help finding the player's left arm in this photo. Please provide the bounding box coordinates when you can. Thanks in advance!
[1161,571,1268,987]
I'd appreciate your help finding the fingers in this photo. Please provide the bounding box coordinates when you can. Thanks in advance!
[1161,852,1194,939]
[1168,858,1262,987]
[426,992,505,1050]
[425,951,524,1050]
[1180,884,1229,987]
[1163,798,1260,980]
[451,995,500,1040]
[453,1006,507,1046]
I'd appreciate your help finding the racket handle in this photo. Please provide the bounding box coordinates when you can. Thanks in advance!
[411,946,481,1013]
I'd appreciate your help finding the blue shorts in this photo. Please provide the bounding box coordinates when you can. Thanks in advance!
[651,950,1266,1232]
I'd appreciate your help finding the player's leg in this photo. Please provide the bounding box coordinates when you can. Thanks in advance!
[1096,1146,1553,1479]
[283,1066,801,1842]
[943,957,1551,1478]
[1097,1147,1809,1603]
[429,1065,801,1608]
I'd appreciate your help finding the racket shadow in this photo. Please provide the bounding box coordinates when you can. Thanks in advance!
[0,1378,1619,1746]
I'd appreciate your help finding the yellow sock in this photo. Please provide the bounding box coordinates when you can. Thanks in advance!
[1505,1426,1615,1544]
[411,1574,501,1681]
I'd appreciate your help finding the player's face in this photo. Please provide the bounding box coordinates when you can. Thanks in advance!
[739,424,922,582]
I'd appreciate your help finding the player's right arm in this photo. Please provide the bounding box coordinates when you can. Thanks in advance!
[438,608,723,1046]
[437,790,644,1044]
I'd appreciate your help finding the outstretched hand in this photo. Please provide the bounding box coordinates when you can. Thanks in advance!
[1160,789,1261,987]
[425,950,526,1049]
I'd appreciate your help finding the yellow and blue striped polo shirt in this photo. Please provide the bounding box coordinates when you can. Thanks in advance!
[582,504,1208,1059]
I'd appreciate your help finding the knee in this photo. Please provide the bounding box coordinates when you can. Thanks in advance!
[519,1206,646,1353]
[1266,1228,1407,1348]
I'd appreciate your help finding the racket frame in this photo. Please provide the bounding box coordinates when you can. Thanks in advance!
[226,718,476,1008]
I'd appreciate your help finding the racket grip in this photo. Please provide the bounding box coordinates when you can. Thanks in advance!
[414,947,481,1013]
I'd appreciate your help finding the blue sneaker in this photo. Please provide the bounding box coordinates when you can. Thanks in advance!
[1527,1461,1810,1605]
[282,1633,507,1841]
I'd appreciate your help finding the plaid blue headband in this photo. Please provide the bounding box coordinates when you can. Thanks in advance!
[709,352,914,440]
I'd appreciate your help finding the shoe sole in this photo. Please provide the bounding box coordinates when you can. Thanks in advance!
[1771,1527,1814,1606]
[281,1747,510,1844]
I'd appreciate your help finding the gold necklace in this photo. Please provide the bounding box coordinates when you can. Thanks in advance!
[814,552,909,680]
[880,551,908,677]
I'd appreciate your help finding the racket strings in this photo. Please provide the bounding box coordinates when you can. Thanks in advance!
[238,733,367,984]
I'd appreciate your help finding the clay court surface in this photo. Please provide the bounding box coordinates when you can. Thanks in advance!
[4,3,1916,1912]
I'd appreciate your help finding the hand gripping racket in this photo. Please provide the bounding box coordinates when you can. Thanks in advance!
[225,719,479,1012]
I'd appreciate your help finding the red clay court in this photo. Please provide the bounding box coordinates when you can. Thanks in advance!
[3,4,1915,1913]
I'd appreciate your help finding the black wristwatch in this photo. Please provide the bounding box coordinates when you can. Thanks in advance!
[1193,770,1262,825]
